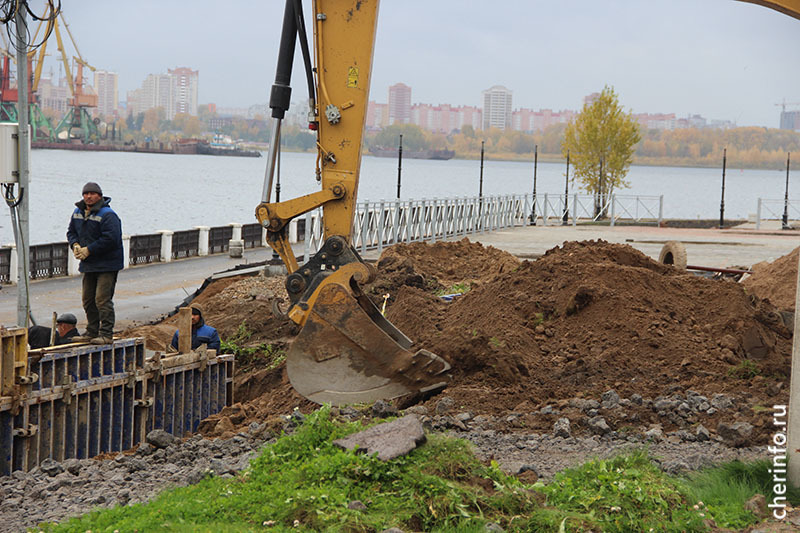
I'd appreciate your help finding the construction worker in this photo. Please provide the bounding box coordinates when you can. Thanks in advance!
[28,313,80,349]
[170,304,221,352]
[67,182,124,344]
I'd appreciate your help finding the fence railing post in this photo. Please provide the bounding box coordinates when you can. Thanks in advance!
[543,193,548,226]
[572,193,578,226]
[7,244,18,284]
[121,235,130,270]
[229,223,242,241]
[378,200,386,253]
[158,230,173,263]
[393,200,401,245]
[756,198,762,230]
[658,195,663,226]
[610,196,616,227]
[194,226,210,256]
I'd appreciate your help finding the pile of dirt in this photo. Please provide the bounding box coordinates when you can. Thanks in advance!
[159,239,792,447]
[742,246,798,311]
[122,274,295,353]
[384,240,791,446]
[365,238,519,302]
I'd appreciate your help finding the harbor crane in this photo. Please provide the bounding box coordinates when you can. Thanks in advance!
[48,9,99,142]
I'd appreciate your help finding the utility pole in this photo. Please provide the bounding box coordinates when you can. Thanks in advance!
[719,148,727,229]
[530,145,537,225]
[782,153,791,230]
[563,150,570,225]
[396,134,402,199]
[15,7,31,327]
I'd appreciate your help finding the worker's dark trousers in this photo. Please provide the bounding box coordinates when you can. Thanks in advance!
[82,271,118,338]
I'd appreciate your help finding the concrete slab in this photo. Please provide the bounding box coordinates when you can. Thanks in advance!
[333,415,426,461]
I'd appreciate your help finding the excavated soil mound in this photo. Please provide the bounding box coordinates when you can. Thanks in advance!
[384,240,791,446]
[742,246,798,311]
[365,238,520,302]
[122,274,295,352]
[172,239,790,447]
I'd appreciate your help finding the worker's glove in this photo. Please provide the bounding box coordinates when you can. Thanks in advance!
[75,246,90,260]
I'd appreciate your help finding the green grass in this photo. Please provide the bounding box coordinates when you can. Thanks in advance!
[435,282,471,297]
[220,321,285,369]
[36,410,792,532]
[727,359,760,379]
[541,450,706,532]
[681,459,800,529]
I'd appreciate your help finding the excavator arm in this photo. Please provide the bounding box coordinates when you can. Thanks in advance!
[256,0,450,405]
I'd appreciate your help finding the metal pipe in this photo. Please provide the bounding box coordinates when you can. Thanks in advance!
[687,264,751,275]
[719,147,727,229]
[262,119,282,203]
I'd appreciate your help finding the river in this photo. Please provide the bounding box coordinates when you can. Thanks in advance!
[2,149,793,244]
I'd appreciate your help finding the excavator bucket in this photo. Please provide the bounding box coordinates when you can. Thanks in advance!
[283,238,451,405]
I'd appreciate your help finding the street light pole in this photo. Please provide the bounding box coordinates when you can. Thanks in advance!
[479,140,485,198]
[530,145,538,225]
[719,148,727,229]
[563,150,570,225]
[783,152,791,230]
[396,134,403,199]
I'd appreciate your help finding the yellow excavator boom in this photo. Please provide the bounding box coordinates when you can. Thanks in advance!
[737,0,800,19]
[256,0,798,406]
[256,0,450,405]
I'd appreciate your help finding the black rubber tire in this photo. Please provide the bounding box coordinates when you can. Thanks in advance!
[658,241,687,269]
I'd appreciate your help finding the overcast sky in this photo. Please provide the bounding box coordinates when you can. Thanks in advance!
[35,0,800,127]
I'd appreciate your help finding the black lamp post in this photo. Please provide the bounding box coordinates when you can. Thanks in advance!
[396,134,403,199]
[719,148,727,229]
[530,145,537,225]
[783,152,791,230]
[563,150,570,225]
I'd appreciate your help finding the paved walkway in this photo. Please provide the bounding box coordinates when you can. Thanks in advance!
[1,223,798,331]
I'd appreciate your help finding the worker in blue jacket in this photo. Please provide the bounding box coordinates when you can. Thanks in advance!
[171,304,221,352]
[67,182,124,345]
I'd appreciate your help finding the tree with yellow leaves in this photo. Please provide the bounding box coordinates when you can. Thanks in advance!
[562,86,641,217]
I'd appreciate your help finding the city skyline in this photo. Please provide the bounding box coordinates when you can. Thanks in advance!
[45,1,800,128]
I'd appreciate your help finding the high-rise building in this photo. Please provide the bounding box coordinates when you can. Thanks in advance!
[388,83,411,125]
[93,70,119,118]
[37,75,69,115]
[482,85,512,130]
[366,101,389,128]
[780,110,800,131]
[128,68,198,120]
[169,67,199,118]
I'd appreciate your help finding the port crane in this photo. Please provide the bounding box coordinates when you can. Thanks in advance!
[47,9,99,142]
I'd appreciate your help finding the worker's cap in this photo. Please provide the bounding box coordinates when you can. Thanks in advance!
[191,304,204,317]
[82,182,103,195]
[56,313,78,325]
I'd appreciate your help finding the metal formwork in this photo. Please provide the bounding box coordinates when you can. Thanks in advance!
[0,336,234,476]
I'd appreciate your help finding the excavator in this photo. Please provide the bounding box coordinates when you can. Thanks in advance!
[255,0,799,406]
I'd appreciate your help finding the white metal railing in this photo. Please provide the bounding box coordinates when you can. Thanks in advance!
[755,198,800,229]
[303,193,664,256]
